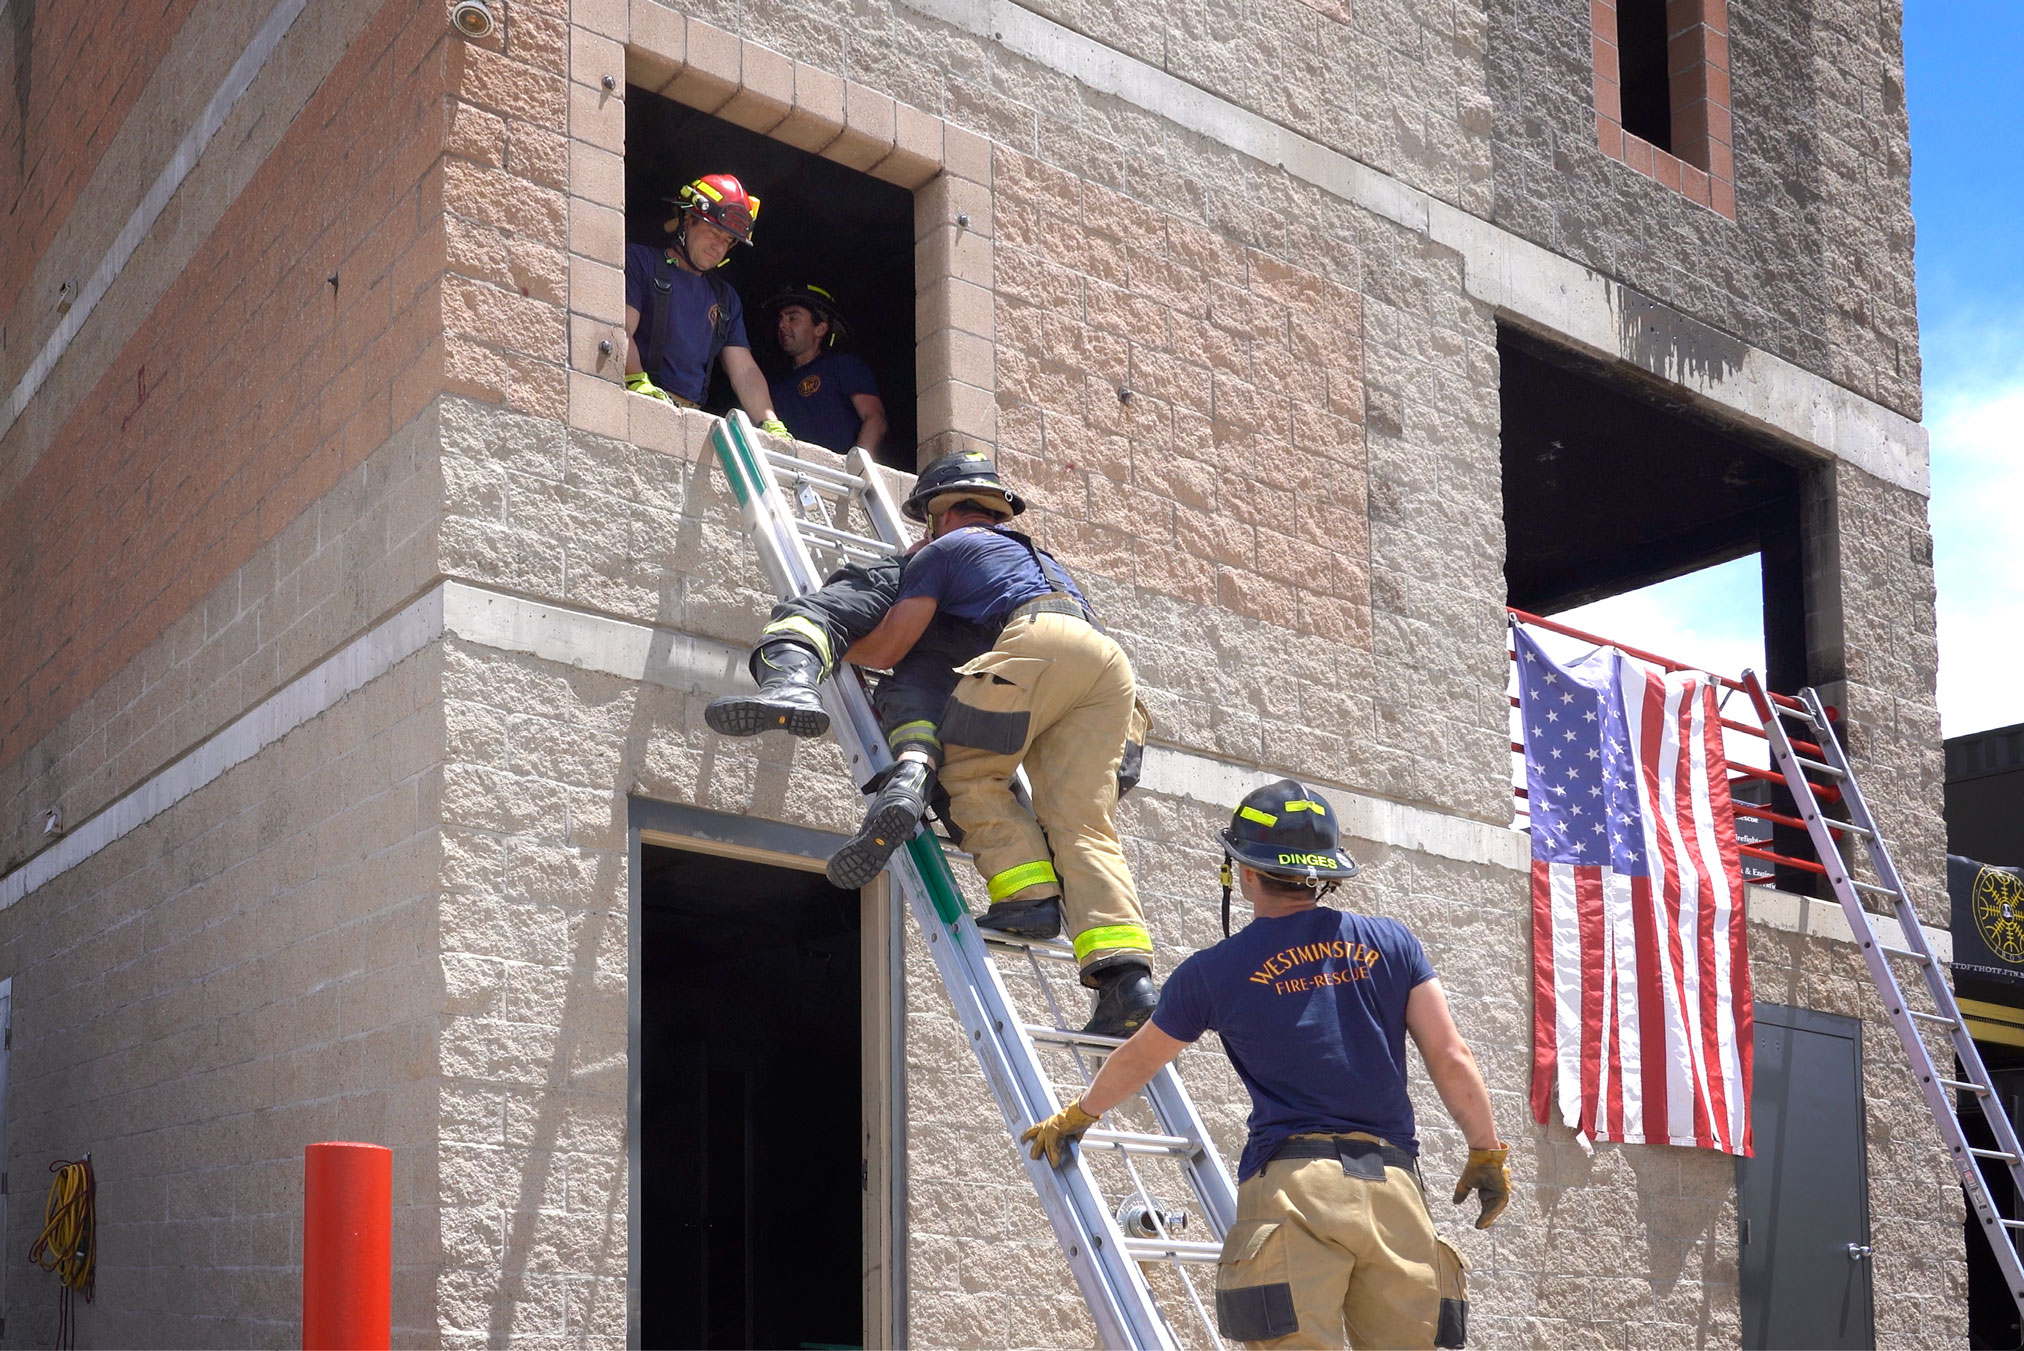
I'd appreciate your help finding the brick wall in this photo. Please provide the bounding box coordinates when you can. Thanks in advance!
[0,0,448,779]
[0,0,204,319]
[0,403,443,880]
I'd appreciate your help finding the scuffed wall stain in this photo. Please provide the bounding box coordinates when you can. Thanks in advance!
[1611,283,1748,390]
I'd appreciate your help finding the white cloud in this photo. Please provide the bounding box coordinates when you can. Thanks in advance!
[1929,344,2024,737]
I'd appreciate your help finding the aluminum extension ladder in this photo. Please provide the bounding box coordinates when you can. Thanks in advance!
[1743,671,2024,1322]
[710,411,1238,1348]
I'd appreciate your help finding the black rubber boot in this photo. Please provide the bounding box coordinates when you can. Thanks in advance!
[1082,963,1158,1039]
[705,641,829,738]
[973,896,1063,940]
[826,759,934,890]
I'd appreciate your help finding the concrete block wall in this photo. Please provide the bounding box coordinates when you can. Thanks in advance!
[0,0,1949,1342]
[1487,0,1920,417]
[0,0,449,781]
[0,647,444,1348]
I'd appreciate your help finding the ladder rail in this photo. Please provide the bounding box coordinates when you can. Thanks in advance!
[715,414,1224,1349]
[1743,671,2024,1318]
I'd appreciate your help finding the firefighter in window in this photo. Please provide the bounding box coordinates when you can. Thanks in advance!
[762,284,887,456]
[622,173,788,437]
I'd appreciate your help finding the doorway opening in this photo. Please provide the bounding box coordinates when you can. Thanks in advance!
[625,91,919,470]
[1500,327,1831,892]
[637,841,874,1348]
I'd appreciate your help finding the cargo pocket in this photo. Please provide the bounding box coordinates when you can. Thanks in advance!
[1434,1236,1469,1349]
[1116,696,1151,798]
[1215,1219,1298,1343]
[940,654,1051,754]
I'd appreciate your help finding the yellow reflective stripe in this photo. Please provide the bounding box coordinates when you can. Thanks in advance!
[987,860,1059,901]
[887,720,940,750]
[1239,806,1277,826]
[1283,799,1326,814]
[1073,924,1153,961]
[758,615,833,672]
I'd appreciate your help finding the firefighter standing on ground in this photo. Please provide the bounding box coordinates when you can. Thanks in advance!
[1024,780,1512,1349]
[844,453,1159,1035]
[763,284,888,455]
[622,173,788,435]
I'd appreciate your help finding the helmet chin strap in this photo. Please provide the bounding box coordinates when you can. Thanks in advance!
[671,215,705,272]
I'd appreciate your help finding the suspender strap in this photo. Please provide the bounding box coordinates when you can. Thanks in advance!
[644,252,736,405]
[998,528,1102,631]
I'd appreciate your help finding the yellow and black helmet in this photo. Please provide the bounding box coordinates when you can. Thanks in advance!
[1221,779,1361,882]
[901,450,1028,523]
[761,283,849,345]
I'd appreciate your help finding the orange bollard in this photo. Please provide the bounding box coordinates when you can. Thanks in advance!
[303,1142,391,1351]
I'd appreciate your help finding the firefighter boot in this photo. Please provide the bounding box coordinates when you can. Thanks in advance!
[705,641,830,738]
[827,757,934,890]
[1082,960,1158,1038]
[974,896,1063,940]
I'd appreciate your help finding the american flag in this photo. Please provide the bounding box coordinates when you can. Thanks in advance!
[1517,624,1753,1155]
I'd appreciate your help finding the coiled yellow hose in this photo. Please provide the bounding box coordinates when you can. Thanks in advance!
[28,1156,95,1348]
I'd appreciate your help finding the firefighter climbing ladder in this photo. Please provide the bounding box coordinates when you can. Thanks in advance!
[1744,671,2024,1322]
[710,411,1237,1349]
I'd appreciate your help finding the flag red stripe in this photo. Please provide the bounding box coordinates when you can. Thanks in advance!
[1687,683,1733,1151]
[1531,859,1556,1126]
[1671,680,1718,1149]
[1576,866,1607,1139]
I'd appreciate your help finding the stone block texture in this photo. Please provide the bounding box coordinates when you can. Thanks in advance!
[0,0,1948,1342]
[1489,0,1920,417]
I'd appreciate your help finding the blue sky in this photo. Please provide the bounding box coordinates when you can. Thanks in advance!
[1553,2,2024,739]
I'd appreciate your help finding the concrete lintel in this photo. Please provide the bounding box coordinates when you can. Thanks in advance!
[913,0,1928,495]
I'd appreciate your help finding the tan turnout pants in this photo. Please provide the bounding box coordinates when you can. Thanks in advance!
[937,610,1151,975]
[1216,1134,1467,1349]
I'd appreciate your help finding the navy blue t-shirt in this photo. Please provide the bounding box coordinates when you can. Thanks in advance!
[897,526,1088,625]
[1152,906,1436,1181]
[624,243,750,403]
[769,350,880,453]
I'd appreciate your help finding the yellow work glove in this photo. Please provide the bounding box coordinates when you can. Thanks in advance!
[759,417,791,439]
[625,371,676,405]
[1453,1144,1511,1229]
[1021,1101,1100,1168]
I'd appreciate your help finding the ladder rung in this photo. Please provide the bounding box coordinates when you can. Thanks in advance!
[1083,1128,1198,1156]
[1940,1077,1991,1095]
[2002,1219,2024,1230]
[1847,878,1900,899]
[794,518,890,553]
[1907,1010,1960,1027]
[1121,1238,1224,1263]
[1878,944,1932,966]
[1970,1148,2023,1163]
[980,932,1080,961]
[1789,754,1847,778]
[763,448,864,489]
[1026,1024,1129,1050]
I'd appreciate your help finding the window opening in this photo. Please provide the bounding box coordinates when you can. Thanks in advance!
[639,845,863,1349]
[626,92,919,471]
[1616,0,1673,152]
[1499,327,1824,891]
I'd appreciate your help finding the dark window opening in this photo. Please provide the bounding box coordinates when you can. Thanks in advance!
[1616,0,1674,152]
[626,91,918,471]
[640,846,863,1349]
[1500,327,1826,892]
